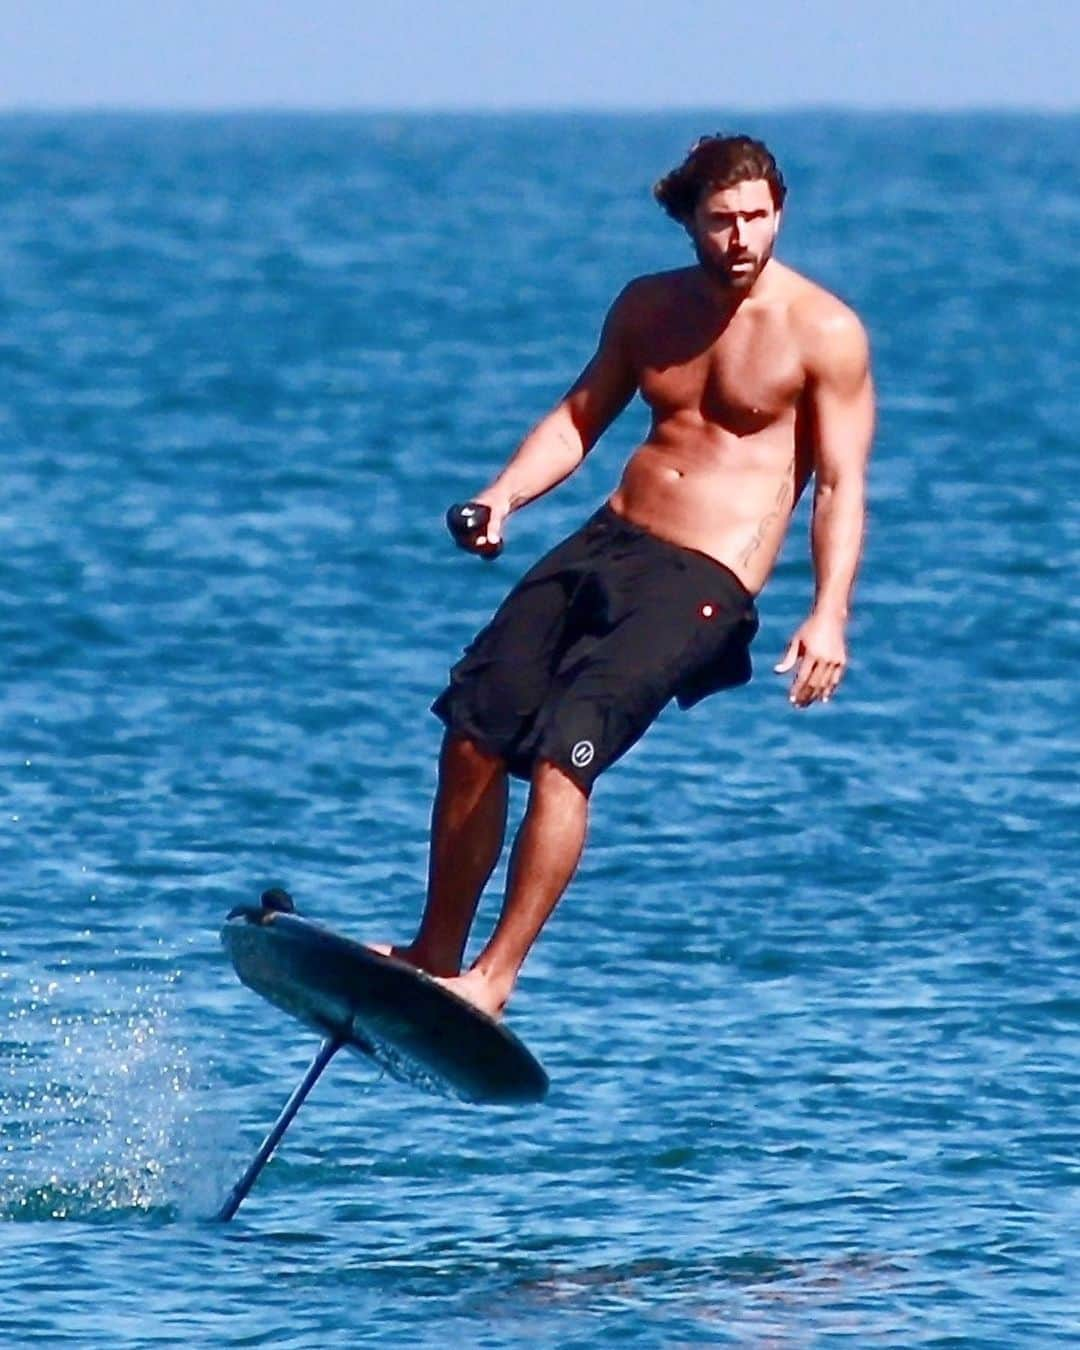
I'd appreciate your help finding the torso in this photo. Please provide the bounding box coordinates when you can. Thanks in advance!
[607,261,828,593]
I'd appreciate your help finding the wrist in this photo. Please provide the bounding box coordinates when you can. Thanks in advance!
[477,485,513,513]
[811,600,849,623]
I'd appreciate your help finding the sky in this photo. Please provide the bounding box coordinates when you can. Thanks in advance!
[1,0,1076,112]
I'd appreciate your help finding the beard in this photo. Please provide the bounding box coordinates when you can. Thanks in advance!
[692,233,774,291]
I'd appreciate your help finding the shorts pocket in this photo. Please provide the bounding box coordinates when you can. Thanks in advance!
[675,606,759,709]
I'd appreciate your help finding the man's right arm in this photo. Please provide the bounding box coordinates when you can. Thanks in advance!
[470,287,640,545]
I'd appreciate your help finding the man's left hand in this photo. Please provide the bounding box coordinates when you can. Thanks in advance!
[774,612,848,708]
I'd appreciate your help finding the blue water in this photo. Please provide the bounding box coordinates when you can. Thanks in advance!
[1,111,1077,1346]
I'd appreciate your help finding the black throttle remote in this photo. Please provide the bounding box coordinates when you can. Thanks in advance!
[446,502,503,559]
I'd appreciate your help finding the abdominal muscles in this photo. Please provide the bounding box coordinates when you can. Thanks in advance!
[608,434,802,593]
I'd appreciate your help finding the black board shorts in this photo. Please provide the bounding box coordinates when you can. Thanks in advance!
[432,505,759,791]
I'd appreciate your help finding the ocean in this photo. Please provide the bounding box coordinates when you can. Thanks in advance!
[0,111,1076,1346]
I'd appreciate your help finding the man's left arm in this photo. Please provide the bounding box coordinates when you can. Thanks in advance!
[776,308,875,708]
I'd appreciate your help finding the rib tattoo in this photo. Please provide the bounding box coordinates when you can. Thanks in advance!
[739,470,795,568]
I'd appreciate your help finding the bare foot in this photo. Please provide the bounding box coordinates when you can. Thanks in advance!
[364,943,459,977]
[364,941,425,970]
[431,969,511,1020]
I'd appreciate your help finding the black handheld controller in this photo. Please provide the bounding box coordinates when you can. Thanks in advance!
[446,502,503,560]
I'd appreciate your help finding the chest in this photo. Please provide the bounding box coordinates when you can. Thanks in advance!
[636,306,806,429]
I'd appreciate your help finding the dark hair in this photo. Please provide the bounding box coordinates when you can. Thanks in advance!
[654,134,787,221]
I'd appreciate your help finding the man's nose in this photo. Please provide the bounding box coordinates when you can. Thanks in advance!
[730,215,748,245]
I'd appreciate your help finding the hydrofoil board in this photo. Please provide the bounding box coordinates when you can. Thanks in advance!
[222,892,548,1105]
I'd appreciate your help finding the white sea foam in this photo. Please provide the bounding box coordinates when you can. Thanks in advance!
[0,968,199,1221]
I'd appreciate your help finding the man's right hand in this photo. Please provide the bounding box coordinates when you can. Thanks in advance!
[446,497,508,559]
[472,490,512,551]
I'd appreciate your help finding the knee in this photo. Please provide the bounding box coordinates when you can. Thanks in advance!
[442,732,505,779]
[531,757,589,804]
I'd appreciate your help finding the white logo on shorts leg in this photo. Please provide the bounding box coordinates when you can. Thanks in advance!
[570,740,595,769]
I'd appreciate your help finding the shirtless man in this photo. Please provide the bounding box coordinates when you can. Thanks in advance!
[375,135,874,1017]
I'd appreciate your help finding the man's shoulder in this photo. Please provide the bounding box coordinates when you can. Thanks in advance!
[777,266,870,379]
[614,267,697,313]
[776,265,864,334]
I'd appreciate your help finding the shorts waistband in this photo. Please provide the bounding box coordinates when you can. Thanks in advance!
[591,503,755,602]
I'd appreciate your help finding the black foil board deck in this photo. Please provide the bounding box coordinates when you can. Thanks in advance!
[221,910,548,1105]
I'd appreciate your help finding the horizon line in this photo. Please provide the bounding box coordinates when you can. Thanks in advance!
[0,101,1076,117]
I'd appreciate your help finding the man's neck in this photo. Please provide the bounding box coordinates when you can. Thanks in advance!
[694,257,776,313]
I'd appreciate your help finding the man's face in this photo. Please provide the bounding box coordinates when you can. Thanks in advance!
[689,179,780,291]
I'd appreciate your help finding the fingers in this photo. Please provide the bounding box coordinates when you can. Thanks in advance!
[774,637,800,674]
[778,617,848,707]
[482,506,505,546]
[469,494,511,554]
[446,502,505,559]
[821,663,845,704]
[788,654,817,707]
[789,657,846,708]
[474,508,506,558]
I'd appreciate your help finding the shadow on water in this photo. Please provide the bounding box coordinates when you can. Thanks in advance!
[487,1250,914,1337]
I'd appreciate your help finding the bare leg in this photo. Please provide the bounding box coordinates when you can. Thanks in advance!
[437,759,588,1016]
[370,733,507,976]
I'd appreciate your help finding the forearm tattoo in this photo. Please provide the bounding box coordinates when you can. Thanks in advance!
[556,428,578,454]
